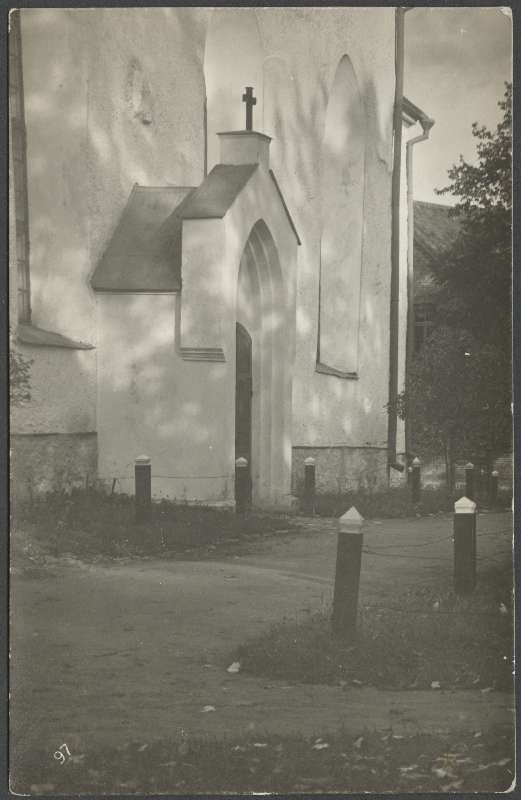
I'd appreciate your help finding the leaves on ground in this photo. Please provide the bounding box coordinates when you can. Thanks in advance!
[13,728,513,795]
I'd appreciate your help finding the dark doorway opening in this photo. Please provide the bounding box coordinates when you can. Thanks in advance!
[235,322,252,507]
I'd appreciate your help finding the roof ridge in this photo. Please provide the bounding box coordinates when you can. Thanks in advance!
[414,199,454,210]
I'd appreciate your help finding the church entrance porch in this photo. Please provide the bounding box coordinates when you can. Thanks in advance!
[93,123,299,508]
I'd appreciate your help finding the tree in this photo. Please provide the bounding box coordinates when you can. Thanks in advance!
[399,84,512,485]
[434,82,511,350]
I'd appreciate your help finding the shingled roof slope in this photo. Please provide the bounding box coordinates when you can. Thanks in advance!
[91,185,194,292]
[176,164,258,219]
[414,201,462,302]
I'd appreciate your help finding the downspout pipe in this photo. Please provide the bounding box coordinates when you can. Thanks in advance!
[404,113,435,456]
[387,6,410,475]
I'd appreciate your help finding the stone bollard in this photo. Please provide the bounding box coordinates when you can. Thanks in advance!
[465,462,475,501]
[302,457,316,515]
[332,507,364,639]
[411,457,421,503]
[235,457,250,514]
[489,470,499,506]
[135,455,152,522]
[453,496,477,595]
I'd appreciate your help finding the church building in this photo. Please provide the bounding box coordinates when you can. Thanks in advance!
[9,7,433,508]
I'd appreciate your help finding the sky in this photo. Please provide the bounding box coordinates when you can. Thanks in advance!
[405,7,512,205]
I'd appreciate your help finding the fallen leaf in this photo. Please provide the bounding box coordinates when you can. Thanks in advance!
[477,758,511,771]
[432,767,452,779]
[200,705,216,713]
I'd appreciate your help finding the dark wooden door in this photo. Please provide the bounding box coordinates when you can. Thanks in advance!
[235,323,252,504]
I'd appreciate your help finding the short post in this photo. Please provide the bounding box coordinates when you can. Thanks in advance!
[135,455,151,522]
[302,457,316,515]
[489,469,499,506]
[465,462,475,501]
[235,457,250,514]
[411,457,421,503]
[332,507,364,639]
[453,496,477,595]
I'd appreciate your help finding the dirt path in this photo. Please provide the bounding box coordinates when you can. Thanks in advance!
[10,512,513,773]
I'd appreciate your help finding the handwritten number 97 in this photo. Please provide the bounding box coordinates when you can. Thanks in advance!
[53,743,71,765]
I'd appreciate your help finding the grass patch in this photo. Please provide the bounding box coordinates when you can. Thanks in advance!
[11,488,300,563]
[12,727,514,794]
[311,486,511,519]
[233,564,513,691]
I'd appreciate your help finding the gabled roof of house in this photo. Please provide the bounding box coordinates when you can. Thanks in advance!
[414,200,462,303]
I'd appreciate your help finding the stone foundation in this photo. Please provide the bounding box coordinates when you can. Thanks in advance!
[10,433,97,503]
[292,446,392,497]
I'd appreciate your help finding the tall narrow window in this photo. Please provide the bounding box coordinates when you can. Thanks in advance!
[9,10,31,323]
[318,55,366,376]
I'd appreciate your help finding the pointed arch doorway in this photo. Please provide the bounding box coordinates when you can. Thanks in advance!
[235,219,289,508]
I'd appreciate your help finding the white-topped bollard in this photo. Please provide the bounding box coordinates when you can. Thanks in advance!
[490,469,499,506]
[332,507,365,639]
[235,456,250,514]
[454,496,477,595]
[303,456,316,515]
[135,455,151,522]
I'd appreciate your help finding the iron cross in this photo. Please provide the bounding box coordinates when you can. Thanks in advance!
[242,86,256,131]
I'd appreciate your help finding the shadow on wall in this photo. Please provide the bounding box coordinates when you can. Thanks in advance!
[271,70,394,448]
[23,8,208,345]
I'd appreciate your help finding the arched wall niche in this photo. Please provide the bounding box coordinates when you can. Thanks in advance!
[204,8,264,171]
[318,54,367,375]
